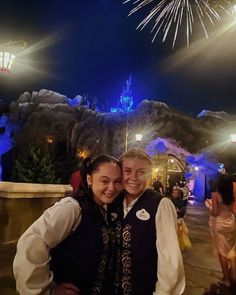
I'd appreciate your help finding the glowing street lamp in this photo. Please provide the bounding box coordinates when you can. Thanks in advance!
[0,41,27,73]
[0,51,16,73]
[135,134,143,142]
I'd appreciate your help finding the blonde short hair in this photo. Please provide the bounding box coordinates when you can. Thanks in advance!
[119,148,152,166]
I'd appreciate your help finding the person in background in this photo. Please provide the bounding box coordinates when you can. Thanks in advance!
[13,154,123,295]
[209,174,236,287]
[179,181,189,208]
[170,188,186,219]
[70,162,82,192]
[70,170,81,192]
[170,188,191,252]
[110,148,185,295]
[152,175,164,195]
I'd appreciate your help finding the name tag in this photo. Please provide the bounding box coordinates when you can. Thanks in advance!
[136,209,150,221]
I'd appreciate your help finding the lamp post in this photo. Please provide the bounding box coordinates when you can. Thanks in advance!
[125,112,129,152]
[0,41,27,73]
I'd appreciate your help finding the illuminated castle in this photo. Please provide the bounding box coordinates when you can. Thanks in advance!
[111,75,134,112]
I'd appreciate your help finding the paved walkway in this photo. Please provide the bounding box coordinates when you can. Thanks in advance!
[0,201,235,294]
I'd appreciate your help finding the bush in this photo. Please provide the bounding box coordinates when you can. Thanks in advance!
[13,144,60,184]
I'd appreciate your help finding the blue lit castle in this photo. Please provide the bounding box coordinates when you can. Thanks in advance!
[111,75,134,112]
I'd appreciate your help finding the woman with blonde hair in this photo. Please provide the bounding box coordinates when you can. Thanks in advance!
[110,148,185,295]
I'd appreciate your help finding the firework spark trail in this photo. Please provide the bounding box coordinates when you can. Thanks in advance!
[123,0,232,48]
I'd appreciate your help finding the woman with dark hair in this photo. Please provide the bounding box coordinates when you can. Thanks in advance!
[210,174,236,287]
[13,154,122,295]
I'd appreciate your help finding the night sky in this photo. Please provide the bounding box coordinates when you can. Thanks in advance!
[0,0,236,116]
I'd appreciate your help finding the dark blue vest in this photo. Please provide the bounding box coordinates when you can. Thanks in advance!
[110,189,162,295]
[50,198,116,295]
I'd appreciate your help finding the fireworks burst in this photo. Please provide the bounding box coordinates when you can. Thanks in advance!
[123,0,233,48]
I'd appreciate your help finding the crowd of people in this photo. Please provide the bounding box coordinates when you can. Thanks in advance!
[12,148,236,294]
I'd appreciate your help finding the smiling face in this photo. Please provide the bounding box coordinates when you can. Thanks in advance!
[122,157,152,200]
[87,162,122,205]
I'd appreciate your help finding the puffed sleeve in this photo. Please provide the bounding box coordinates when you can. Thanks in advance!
[13,197,82,295]
[154,198,185,295]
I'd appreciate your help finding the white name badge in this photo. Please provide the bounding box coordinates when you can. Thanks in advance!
[136,209,150,221]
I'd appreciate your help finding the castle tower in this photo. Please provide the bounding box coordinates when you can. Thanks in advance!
[120,74,133,112]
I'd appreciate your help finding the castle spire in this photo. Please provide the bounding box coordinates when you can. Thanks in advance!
[120,74,133,112]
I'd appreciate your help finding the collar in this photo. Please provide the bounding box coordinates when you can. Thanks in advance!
[123,189,146,217]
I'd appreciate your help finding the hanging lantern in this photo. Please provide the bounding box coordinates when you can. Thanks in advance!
[0,51,16,73]
[0,41,27,73]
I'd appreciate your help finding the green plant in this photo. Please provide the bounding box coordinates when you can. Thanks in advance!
[13,145,60,184]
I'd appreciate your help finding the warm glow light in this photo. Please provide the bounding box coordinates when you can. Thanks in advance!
[230,134,236,143]
[170,158,174,163]
[46,135,54,144]
[0,51,16,73]
[154,168,159,172]
[233,4,236,14]
[77,149,89,159]
[135,134,143,142]
[0,41,27,74]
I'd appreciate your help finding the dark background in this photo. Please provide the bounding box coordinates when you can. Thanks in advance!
[0,0,236,116]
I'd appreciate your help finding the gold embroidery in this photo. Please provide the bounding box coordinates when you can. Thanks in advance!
[114,222,122,290]
[121,224,132,294]
[122,250,132,271]
[92,225,114,294]
[122,275,132,295]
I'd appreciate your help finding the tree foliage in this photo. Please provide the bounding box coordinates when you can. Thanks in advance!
[13,145,59,184]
